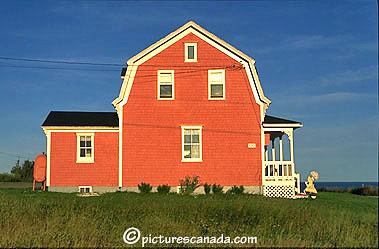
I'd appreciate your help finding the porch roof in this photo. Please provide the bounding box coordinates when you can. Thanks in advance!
[263,115,302,128]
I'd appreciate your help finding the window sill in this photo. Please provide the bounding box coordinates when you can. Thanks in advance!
[181,159,203,163]
[76,159,94,164]
[184,59,197,63]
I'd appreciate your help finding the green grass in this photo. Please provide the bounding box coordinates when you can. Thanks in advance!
[0,189,377,248]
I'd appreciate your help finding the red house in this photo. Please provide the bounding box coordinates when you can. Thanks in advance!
[41,21,303,198]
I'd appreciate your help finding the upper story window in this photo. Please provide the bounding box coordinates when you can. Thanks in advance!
[182,126,202,162]
[185,43,197,62]
[208,70,225,100]
[76,133,94,163]
[158,70,174,100]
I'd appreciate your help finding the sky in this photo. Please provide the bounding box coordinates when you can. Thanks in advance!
[0,0,377,182]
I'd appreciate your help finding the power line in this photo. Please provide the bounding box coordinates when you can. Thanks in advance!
[0,56,244,68]
[0,64,120,72]
[0,56,124,66]
[0,151,31,160]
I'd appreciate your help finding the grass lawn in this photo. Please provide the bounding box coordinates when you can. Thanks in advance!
[0,188,377,248]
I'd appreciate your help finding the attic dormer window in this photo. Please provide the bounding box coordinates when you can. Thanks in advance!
[185,43,197,62]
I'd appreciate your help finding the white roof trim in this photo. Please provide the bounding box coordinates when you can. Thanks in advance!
[262,123,303,128]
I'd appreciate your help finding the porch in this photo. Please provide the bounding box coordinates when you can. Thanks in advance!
[262,115,303,198]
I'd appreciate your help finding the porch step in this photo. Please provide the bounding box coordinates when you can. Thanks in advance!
[294,193,308,199]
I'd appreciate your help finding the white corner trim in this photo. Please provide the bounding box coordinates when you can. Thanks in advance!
[118,105,123,187]
[46,131,51,187]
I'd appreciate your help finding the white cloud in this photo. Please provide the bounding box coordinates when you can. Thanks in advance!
[317,65,377,87]
[255,34,351,54]
[274,92,377,107]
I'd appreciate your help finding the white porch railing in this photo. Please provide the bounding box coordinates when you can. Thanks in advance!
[263,161,301,193]
[263,161,301,197]
[264,161,294,181]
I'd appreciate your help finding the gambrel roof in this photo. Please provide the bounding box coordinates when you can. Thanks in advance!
[113,21,271,110]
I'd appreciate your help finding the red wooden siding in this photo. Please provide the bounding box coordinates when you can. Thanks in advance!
[122,33,262,187]
[50,132,118,186]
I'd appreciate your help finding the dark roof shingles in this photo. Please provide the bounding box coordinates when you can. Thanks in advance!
[263,115,301,124]
[42,111,118,127]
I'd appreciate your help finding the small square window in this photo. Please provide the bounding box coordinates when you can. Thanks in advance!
[158,70,174,100]
[185,43,197,62]
[79,186,92,193]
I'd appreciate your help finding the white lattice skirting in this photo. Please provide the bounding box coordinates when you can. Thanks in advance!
[263,185,295,198]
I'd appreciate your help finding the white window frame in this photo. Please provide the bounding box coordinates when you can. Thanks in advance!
[185,43,197,62]
[181,126,202,162]
[78,186,92,193]
[76,132,94,163]
[157,70,175,100]
[208,69,225,100]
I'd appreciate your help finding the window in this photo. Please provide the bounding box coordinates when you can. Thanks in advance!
[78,186,92,193]
[76,133,94,163]
[158,70,174,100]
[185,43,197,62]
[181,126,202,162]
[208,70,225,99]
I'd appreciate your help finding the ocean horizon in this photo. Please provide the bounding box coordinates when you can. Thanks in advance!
[302,181,378,190]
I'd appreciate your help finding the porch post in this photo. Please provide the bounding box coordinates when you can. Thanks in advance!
[289,129,295,176]
[279,135,283,161]
[271,138,275,161]
[289,130,294,163]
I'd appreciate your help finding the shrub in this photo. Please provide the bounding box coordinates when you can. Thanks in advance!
[227,185,244,194]
[138,182,152,194]
[203,183,211,194]
[318,185,378,196]
[212,184,223,194]
[351,185,378,196]
[157,184,171,194]
[179,176,200,195]
[0,173,20,182]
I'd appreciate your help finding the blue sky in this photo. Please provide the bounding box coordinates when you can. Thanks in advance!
[0,0,377,182]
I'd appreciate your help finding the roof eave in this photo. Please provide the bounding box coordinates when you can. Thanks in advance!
[262,123,303,128]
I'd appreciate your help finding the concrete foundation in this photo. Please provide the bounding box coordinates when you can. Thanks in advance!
[48,185,262,194]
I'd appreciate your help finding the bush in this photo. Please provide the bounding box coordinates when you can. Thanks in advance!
[0,173,20,182]
[203,183,211,194]
[318,185,378,196]
[179,176,200,195]
[157,184,171,194]
[227,185,244,194]
[212,184,223,194]
[351,185,378,196]
[138,182,152,194]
